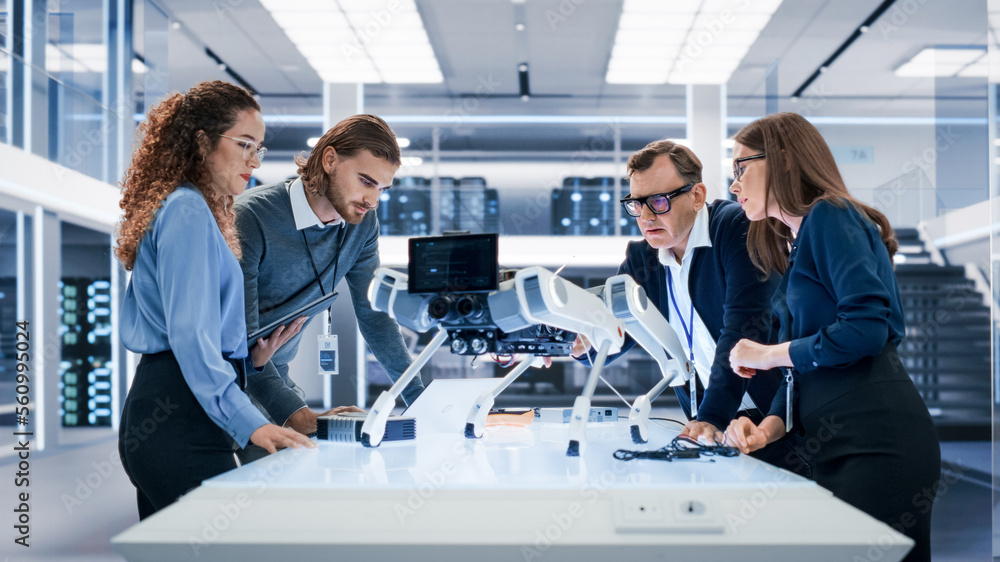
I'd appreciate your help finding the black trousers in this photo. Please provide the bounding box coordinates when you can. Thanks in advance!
[798,354,940,562]
[118,351,239,520]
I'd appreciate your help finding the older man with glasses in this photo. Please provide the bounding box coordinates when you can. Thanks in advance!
[575,139,808,475]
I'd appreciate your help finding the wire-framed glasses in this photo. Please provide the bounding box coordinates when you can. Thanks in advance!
[218,134,267,162]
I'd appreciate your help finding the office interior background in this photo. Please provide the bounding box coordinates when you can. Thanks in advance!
[0,0,997,559]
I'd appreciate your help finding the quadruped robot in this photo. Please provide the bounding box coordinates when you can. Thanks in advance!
[361,233,697,455]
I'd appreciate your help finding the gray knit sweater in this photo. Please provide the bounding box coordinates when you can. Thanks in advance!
[234,180,424,424]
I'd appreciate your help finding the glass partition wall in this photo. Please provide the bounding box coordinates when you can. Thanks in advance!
[0,0,128,451]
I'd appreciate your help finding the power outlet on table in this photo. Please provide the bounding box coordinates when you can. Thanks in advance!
[612,497,669,531]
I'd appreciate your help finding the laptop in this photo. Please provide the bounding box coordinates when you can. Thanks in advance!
[403,377,501,435]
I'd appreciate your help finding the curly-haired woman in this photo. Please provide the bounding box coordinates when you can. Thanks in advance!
[116,80,314,519]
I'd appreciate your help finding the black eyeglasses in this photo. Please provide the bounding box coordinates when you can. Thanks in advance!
[620,183,695,217]
[733,153,765,181]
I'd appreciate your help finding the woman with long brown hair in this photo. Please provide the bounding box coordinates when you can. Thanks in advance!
[724,112,939,561]
[116,80,313,519]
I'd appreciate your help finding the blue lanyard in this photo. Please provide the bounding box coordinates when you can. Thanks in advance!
[665,269,695,363]
[666,267,698,418]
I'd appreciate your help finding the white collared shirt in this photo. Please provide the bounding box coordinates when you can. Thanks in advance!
[288,177,345,231]
[657,205,756,411]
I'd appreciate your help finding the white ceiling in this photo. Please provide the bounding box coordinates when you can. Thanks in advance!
[139,0,990,156]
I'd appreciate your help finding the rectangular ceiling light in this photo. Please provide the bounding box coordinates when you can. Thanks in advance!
[894,47,988,78]
[606,0,783,85]
[260,0,443,84]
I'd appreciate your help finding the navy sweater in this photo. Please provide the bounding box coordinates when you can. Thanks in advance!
[608,199,783,431]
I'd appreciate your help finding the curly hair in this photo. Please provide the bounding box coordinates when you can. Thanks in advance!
[115,80,260,270]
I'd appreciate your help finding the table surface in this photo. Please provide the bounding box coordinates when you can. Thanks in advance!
[207,418,815,492]
[113,418,914,562]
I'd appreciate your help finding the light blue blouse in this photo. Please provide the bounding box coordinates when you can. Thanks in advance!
[120,185,269,447]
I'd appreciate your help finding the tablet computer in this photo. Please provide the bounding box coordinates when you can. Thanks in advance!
[247,291,338,347]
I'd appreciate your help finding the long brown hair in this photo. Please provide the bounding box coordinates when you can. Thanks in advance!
[115,80,260,270]
[295,114,400,197]
[733,112,897,276]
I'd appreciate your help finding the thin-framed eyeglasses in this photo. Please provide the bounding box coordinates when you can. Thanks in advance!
[619,183,695,217]
[218,134,267,162]
[732,153,765,181]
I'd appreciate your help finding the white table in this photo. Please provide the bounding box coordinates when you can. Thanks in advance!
[112,419,912,561]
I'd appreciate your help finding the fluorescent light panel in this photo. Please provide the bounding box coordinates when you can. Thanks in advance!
[606,0,784,85]
[894,47,988,78]
[957,63,989,78]
[260,0,443,83]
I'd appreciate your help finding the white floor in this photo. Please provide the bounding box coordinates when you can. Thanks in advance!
[0,430,136,561]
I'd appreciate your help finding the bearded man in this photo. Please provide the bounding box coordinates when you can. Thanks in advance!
[235,115,424,443]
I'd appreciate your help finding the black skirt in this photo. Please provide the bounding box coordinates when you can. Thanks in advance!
[796,345,940,562]
[118,350,240,519]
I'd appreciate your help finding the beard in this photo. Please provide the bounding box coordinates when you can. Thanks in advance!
[320,168,367,225]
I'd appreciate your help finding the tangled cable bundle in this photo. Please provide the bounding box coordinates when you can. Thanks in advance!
[613,435,739,462]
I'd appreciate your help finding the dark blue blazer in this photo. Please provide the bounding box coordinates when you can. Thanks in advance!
[608,199,783,431]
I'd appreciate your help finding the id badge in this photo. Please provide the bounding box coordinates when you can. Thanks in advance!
[318,334,339,375]
[689,375,698,419]
[784,368,794,433]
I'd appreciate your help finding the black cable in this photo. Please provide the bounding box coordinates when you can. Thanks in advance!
[301,230,328,295]
[300,226,344,332]
[613,435,739,462]
[650,417,687,427]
